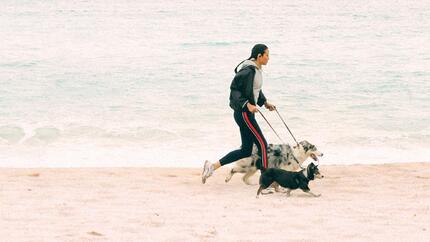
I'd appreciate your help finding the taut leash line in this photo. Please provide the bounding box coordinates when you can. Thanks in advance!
[257,109,285,144]
[274,108,300,147]
[258,108,303,168]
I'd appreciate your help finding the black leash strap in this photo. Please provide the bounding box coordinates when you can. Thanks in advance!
[258,108,304,169]
[257,110,285,144]
[274,108,300,147]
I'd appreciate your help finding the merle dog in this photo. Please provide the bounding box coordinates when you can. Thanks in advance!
[225,140,323,185]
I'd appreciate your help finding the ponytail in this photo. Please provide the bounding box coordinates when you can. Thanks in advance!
[234,44,268,73]
[234,57,252,73]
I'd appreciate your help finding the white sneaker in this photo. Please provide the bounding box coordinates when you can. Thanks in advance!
[202,160,214,184]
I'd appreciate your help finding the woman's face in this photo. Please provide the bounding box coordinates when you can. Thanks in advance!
[257,49,270,65]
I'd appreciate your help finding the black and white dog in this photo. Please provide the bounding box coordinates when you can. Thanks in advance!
[225,140,323,185]
[256,162,324,198]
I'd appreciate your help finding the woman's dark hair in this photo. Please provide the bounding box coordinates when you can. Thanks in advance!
[234,44,268,73]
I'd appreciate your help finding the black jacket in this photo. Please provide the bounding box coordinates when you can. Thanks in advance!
[229,65,267,112]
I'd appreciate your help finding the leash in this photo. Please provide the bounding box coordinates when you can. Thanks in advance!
[258,107,304,169]
[257,108,300,147]
[274,108,300,147]
[257,109,285,143]
[273,107,304,168]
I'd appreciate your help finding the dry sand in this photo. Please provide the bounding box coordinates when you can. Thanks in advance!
[1,163,429,241]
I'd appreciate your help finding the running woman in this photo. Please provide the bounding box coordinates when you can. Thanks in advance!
[202,44,276,184]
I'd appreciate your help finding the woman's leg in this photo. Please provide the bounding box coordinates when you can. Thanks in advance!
[218,124,254,166]
[202,110,268,183]
[202,111,254,183]
[240,111,268,171]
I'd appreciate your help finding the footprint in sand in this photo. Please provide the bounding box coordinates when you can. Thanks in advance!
[88,231,103,236]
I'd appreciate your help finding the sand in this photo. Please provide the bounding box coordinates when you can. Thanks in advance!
[1,163,429,241]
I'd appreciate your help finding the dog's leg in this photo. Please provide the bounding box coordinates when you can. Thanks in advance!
[225,168,236,183]
[285,189,291,197]
[226,158,254,183]
[242,167,258,185]
[260,189,274,195]
[260,182,275,195]
[304,191,321,197]
[256,185,265,199]
[225,165,247,183]
[272,182,282,192]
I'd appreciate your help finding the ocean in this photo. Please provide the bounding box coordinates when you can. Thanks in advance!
[0,0,429,167]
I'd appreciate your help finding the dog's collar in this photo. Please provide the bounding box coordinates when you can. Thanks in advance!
[300,170,310,183]
[301,169,307,178]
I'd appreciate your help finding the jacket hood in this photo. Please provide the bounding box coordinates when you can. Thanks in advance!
[239,59,258,71]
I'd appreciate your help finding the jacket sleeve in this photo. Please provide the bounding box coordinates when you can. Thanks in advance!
[229,69,253,111]
[257,90,267,107]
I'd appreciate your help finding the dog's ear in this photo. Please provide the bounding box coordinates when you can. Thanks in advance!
[303,144,310,152]
[300,141,314,152]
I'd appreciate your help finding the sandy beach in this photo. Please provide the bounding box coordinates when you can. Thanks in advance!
[1,162,429,241]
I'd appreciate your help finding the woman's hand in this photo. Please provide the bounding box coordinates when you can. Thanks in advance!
[247,103,259,113]
[264,102,276,111]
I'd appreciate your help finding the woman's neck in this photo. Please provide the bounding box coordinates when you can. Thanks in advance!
[252,60,262,70]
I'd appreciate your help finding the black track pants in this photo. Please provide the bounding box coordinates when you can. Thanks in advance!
[219,110,268,170]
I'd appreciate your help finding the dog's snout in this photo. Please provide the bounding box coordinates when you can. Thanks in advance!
[315,172,324,179]
[321,153,324,157]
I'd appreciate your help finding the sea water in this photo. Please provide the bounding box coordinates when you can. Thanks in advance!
[0,0,429,167]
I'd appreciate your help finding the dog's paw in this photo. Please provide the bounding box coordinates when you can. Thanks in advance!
[260,190,274,195]
[305,191,321,197]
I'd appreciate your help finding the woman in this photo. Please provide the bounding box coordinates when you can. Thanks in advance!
[202,44,276,184]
